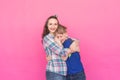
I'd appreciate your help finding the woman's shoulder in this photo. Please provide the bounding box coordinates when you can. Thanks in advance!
[43,33,54,41]
[43,34,50,39]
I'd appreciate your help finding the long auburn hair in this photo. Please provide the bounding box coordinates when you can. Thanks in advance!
[42,15,59,39]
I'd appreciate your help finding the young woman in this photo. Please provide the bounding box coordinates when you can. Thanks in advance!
[42,15,78,80]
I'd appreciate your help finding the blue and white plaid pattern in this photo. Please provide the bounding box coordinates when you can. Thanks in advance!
[43,33,68,76]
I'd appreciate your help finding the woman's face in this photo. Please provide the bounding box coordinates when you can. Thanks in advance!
[47,18,58,33]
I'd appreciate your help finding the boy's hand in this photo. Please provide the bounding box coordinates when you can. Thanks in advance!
[54,37,63,47]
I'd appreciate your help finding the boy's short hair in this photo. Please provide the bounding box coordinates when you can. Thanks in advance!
[55,24,67,34]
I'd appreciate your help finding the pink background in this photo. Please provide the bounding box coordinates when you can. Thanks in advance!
[0,0,120,80]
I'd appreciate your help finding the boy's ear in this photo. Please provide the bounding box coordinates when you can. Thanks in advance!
[64,32,68,36]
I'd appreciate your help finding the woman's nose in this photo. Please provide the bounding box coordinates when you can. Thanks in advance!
[51,25,55,27]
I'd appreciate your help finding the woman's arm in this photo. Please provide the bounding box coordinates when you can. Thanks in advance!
[61,39,80,61]
[43,35,72,57]
[46,53,70,61]
[61,53,70,61]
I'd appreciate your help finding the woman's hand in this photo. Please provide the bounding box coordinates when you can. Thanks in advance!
[70,40,80,53]
[61,56,68,61]
[46,55,52,61]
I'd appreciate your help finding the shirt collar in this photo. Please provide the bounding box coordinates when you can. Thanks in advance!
[48,33,54,38]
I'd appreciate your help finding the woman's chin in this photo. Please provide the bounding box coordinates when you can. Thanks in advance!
[50,30,56,33]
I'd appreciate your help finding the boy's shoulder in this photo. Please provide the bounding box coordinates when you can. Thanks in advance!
[66,37,72,41]
[68,36,80,42]
[64,37,73,43]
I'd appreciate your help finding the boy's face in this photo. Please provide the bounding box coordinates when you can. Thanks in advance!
[55,32,67,42]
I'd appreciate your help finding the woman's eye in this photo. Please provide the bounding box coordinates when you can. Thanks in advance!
[54,23,58,25]
[49,23,52,25]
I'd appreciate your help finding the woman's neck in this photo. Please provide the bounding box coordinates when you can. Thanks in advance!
[49,32,55,36]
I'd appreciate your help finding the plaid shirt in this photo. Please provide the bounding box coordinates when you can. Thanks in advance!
[43,33,68,76]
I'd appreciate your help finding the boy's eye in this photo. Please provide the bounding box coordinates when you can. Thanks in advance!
[57,36,59,38]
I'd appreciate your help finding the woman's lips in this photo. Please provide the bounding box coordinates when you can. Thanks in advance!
[50,28,56,31]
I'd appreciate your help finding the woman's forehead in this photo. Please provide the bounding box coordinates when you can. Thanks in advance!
[48,18,58,23]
